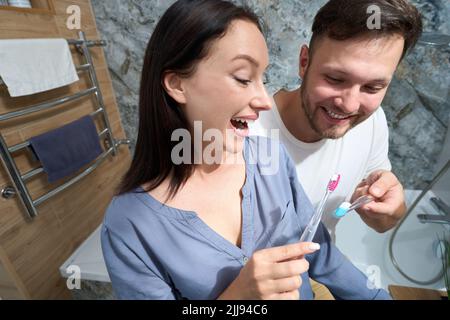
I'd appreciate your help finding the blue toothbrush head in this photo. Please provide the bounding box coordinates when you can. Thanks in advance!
[334,202,351,218]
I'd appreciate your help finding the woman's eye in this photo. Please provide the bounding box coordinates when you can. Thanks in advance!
[234,77,252,85]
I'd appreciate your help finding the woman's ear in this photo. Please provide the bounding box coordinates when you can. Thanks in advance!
[299,45,310,79]
[163,72,187,104]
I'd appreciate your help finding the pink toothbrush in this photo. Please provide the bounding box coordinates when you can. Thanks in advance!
[300,174,341,242]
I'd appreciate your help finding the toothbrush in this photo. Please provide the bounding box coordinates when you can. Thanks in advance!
[334,195,374,218]
[299,174,341,242]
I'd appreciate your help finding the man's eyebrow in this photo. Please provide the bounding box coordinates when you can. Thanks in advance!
[368,79,390,85]
[231,54,259,67]
[323,67,389,84]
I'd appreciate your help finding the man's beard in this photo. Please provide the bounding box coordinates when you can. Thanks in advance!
[299,73,360,140]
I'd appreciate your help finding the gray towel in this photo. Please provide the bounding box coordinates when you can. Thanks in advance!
[30,115,103,183]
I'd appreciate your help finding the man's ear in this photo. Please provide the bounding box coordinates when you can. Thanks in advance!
[163,72,187,104]
[299,45,310,79]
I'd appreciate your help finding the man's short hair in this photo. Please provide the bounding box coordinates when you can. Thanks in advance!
[310,0,423,61]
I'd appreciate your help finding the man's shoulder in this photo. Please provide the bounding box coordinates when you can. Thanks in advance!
[346,106,388,139]
[366,107,388,128]
[372,106,388,125]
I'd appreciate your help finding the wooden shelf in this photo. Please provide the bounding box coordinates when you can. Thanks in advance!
[388,285,448,300]
[0,0,55,15]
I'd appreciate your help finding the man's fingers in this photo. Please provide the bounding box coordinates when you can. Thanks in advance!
[368,179,389,198]
[362,198,401,216]
[355,178,368,189]
[366,170,382,184]
[352,184,368,198]
[358,203,389,219]
[264,242,320,263]
[367,171,398,198]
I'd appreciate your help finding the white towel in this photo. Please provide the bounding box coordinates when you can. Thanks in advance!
[0,39,79,97]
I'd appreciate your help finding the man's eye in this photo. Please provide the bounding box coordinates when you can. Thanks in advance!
[363,86,383,94]
[234,77,252,85]
[326,76,343,83]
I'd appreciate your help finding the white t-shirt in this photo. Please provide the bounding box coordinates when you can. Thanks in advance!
[250,96,391,240]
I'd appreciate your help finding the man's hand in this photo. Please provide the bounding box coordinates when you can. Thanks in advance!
[351,170,406,233]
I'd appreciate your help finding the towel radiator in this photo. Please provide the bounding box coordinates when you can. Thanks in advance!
[0,31,130,219]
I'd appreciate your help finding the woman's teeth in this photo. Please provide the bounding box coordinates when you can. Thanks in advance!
[325,109,350,120]
[230,118,254,129]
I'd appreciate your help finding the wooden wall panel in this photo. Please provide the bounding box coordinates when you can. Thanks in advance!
[0,0,131,299]
[0,246,29,299]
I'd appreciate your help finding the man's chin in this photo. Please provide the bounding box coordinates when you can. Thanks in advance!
[319,126,352,139]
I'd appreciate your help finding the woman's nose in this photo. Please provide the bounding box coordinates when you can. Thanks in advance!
[250,84,272,111]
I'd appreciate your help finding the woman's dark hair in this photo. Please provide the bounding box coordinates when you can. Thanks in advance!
[309,0,423,61]
[117,0,262,198]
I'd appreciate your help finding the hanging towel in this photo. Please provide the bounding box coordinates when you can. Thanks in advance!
[29,115,103,183]
[0,38,79,97]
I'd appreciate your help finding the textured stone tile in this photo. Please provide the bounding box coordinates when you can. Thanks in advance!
[70,280,115,300]
[91,0,450,189]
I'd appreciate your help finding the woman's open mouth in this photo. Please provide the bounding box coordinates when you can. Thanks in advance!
[229,117,254,138]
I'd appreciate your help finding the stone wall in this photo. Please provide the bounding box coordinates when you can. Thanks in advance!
[91,0,450,189]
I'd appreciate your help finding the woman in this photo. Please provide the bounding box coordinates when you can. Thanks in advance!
[101,0,391,300]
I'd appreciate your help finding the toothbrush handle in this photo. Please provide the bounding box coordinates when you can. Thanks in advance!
[299,224,319,242]
[348,195,374,211]
[299,191,330,243]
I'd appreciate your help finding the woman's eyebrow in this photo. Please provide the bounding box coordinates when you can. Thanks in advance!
[231,54,259,67]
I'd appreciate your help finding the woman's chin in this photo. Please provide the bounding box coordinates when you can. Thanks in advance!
[222,140,245,164]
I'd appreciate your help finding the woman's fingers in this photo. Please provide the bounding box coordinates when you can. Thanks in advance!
[262,242,320,263]
[271,289,300,300]
[229,242,319,299]
[271,258,309,279]
[272,275,303,293]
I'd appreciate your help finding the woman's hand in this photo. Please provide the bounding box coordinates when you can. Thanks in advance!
[217,242,320,300]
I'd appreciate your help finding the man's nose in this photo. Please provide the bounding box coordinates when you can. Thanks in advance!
[334,86,360,114]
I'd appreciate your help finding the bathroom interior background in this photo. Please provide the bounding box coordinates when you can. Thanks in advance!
[91,0,450,190]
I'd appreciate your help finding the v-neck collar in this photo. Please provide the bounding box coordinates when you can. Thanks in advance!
[136,137,255,263]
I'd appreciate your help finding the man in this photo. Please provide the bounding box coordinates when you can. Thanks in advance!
[251,0,423,238]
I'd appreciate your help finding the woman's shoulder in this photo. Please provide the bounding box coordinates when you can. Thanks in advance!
[103,186,187,229]
[103,188,161,231]
[103,189,139,221]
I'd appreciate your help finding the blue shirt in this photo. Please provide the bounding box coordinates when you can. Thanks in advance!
[101,136,391,300]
